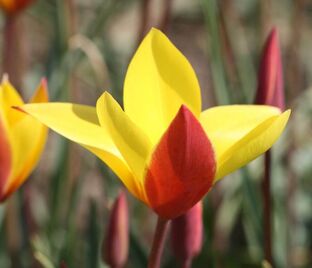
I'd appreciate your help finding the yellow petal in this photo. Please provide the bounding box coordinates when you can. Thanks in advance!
[123,28,201,144]
[97,92,152,201]
[0,77,24,126]
[18,103,141,200]
[1,79,49,199]
[200,105,290,180]
[3,113,47,198]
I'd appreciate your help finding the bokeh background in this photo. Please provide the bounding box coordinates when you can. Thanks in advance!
[0,0,311,267]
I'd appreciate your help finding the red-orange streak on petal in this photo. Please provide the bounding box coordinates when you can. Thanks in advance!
[255,28,285,110]
[0,117,12,202]
[144,105,216,219]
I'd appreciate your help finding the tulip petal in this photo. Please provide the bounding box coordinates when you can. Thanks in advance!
[124,28,201,144]
[145,106,216,219]
[0,115,12,201]
[0,78,24,126]
[97,92,152,202]
[2,112,47,199]
[17,102,140,199]
[30,78,49,103]
[200,105,290,180]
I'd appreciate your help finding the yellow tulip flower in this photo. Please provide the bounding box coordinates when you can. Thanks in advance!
[0,0,35,14]
[0,77,48,202]
[18,29,290,219]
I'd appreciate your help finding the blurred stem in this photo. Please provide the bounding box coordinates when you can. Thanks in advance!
[137,0,151,45]
[159,0,173,33]
[3,15,23,91]
[219,0,256,103]
[286,125,297,268]
[5,197,22,268]
[65,0,77,35]
[259,0,271,40]
[262,150,273,265]
[283,0,303,253]
[148,217,169,268]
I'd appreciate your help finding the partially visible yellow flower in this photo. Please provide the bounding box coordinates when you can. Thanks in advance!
[0,0,35,15]
[18,29,290,219]
[0,77,48,202]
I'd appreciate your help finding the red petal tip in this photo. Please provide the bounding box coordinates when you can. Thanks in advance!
[40,77,48,88]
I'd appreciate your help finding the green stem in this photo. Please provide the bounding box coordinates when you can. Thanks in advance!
[262,150,273,265]
[3,14,23,90]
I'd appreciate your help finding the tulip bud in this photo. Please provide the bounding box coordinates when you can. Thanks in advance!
[171,202,203,266]
[102,191,129,268]
[0,0,35,15]
[255,28,285,110]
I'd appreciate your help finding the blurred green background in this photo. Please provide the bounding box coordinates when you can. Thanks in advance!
[0,0,311,267]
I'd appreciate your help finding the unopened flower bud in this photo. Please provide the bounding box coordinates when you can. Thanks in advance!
[102,191,129,268]
[171,202,203,266]
[255,27,285,110]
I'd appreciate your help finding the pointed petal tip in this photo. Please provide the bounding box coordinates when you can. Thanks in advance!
[98,91,111,104]
[103,189,129,268]
[145,104,216,219]
[1,73,9,84]
[30,79,49,103]
[117,189,128,204]
[40,78,49,92]
[256,26,284,110]
[268,27,280,49]
[149,27,162,35]
[270,27,278,38]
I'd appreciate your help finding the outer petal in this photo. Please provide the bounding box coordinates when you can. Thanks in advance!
[145,106,216,219]
[200,105,290,181]
[30,78,49,103]
[1,80,49,199]
[0,115,12,201]
[2,113,46,199]
[0,77,24,126]
[17,102,140,199]
[97,92,152,202]
[124,28,201,144]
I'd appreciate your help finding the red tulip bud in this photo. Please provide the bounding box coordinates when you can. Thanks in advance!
[171,202,203,266]
[102,191,129,268]
[255,28,285,111]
